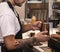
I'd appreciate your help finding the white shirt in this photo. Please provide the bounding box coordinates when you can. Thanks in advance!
[0,2,20,41]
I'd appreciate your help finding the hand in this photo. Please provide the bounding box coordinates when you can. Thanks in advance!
[33,31,50,42]
[31,21,42,30]
[51,34,60,38]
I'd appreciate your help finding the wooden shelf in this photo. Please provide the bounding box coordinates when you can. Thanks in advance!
[26,3,48,9]
[27,1,42,3]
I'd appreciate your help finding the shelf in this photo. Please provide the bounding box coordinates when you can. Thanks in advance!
[54,1,60,2]
[27,1,42,3]
[53,9,60,13]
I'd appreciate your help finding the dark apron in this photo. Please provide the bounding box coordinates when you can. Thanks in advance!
[1,1,34,52]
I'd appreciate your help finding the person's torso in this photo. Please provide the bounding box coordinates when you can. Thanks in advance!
[0,2,21,42]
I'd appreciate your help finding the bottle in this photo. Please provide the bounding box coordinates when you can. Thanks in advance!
[31,16,36,24]
[30,16,36,36]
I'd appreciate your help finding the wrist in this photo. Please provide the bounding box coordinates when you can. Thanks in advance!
[31,37,37,44]
[29,23,33,30]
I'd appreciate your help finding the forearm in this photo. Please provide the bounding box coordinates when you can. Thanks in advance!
[15,37,35,49]
[4,35,36,50]
[22,24,32,32]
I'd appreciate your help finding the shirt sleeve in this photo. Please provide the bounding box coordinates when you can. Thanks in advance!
[0,14,16,37]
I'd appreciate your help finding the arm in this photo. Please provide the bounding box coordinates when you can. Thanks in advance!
[4,35,35,50]
[22,24,32,32]
[4,31,50,50]
[22,21,42,32]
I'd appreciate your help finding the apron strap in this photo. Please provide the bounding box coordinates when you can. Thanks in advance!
[7,1,22,39]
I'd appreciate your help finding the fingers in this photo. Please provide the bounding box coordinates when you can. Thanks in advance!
[32,27,39,30]
[33,21,42,26]
[40,31,48,35]
[44,35,50,39]
[36,21,42,23]
[37,31,50,38]
[34,31,50,42]
[35,21,42,28]
[32,21,43,30]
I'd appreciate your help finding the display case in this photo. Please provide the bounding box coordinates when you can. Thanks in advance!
[25,0,49,21]
[51,1,60,27]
